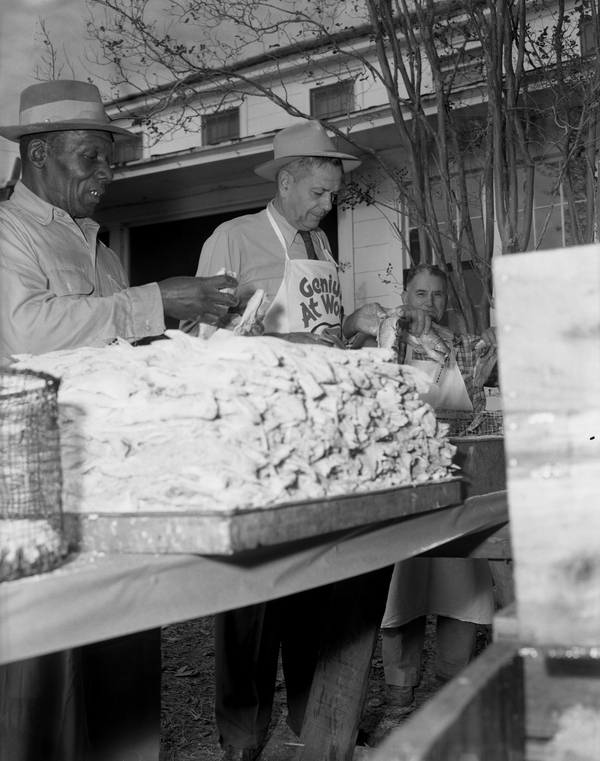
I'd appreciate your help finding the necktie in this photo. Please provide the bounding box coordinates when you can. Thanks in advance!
[299,230,317,260]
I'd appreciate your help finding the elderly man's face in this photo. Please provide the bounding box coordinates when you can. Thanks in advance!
[405,271,448,323]
[277,163,342,231]
[38,130,114,218]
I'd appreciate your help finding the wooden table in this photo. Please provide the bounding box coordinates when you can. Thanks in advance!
[0,485,509,761]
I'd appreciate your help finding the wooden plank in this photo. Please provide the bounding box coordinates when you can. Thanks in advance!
[64,479,462,555]
[493,603,519,642]
[494,246,600,647]
[505,411,600,646]
[296,565,395,761]
[370,641,525,761]
[494,245,600,413]
[0,497,511,664]
[424,520,511,558]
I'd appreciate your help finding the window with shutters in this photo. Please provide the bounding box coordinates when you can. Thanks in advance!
[111,129,145,165]
[203,108,240,145]
[310,81,355,119]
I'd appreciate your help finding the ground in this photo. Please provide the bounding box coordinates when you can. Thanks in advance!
[160,615,492,761]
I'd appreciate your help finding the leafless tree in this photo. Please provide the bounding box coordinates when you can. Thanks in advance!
[39,0,600,333]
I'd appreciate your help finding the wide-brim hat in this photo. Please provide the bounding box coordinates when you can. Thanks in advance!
[254,120,361,180]
[0,80,137,142]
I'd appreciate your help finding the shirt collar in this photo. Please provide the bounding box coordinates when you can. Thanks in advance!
[267,201,303,248]
[11,181,56,225]
[10,181,98,236]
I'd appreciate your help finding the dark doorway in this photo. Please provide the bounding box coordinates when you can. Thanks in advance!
[126,206,340,329]
[128,208,263,286]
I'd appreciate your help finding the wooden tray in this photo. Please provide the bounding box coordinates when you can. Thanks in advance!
[64,479,462,555]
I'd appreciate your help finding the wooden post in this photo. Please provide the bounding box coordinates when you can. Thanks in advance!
[494,244,600,647]
[296,565,394,761]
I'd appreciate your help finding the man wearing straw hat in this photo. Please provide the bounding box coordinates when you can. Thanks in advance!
[188,120,430,761]
[0,79,238,366]
[0,79,239,760]
[184,119,423,346]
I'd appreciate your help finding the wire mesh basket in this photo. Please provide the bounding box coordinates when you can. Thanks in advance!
[435,409,504,438]
[0,368,66,582]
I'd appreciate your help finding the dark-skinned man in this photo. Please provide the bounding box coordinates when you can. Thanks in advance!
[0,79,239,761]
[0,80,238,365]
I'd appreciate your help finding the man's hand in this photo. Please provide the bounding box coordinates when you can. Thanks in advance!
[343,303,432,340]
[386,305,432,337]
[342,303,388,339]
[479,326,497,347]
[158,275,239,323]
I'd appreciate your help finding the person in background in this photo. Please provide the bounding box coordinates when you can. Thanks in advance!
[0,79,237,366]
[0,79,238,760]
[184,120,431,760]
[379,262,496,706]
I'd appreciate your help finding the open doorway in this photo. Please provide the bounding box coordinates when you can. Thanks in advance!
[127,206,340,329]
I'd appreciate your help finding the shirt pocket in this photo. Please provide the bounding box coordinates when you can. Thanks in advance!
[46,267,95,297]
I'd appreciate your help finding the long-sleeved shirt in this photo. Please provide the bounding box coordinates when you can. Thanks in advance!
[0,181,165,364]
[194,202,331,311]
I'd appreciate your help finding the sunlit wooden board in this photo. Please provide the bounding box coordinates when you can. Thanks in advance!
[494,243,600,647]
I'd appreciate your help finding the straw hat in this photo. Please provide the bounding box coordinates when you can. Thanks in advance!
[0,80,136,142]
[254,120,361,180]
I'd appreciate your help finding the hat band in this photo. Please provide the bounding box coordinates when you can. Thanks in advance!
[19,100,110,127]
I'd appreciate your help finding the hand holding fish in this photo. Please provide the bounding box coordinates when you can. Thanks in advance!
[473,326,498,389]
[378,318,450,363]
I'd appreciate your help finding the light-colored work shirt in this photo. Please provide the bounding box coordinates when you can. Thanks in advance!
[0,181,165,364]
[194,202,331,311]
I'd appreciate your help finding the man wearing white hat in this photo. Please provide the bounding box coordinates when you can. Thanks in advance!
[185,119,410,344]
[0,79,238,365]
[189,120,429,761]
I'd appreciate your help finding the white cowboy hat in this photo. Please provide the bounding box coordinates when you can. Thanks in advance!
[254,120,361,180]
[0,80,136,142]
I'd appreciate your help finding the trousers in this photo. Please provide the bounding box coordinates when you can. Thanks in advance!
[382,615,477,687]
[215,585,332,750]
[0,631,161,761]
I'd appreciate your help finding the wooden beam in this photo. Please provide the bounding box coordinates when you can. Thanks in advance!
[423,522,511,558]
[297,565,394,761]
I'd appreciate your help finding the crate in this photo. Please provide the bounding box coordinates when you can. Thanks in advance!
[0,368,66,581]
[372,638,600,761]
[435,408,504,437]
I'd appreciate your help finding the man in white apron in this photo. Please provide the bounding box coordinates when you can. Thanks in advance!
[186,122,431,760]
[185,121,351,761]
[381,263,497,707]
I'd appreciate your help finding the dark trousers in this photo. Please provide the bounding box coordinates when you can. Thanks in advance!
[0,630,161,761]
[215,585,332,750]
[0,650,88,761]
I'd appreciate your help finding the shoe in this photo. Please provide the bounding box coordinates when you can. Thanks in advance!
[220,746,263,761]
[385,684,415,707]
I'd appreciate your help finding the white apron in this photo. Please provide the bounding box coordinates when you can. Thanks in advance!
[405,344,473,411]
[382,336,494,628]
[262,208,342,335]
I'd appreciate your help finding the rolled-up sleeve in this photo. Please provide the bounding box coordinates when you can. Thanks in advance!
[0,198,165,363]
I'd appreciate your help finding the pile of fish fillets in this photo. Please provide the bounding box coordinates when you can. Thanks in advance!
[13,330,456,514]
